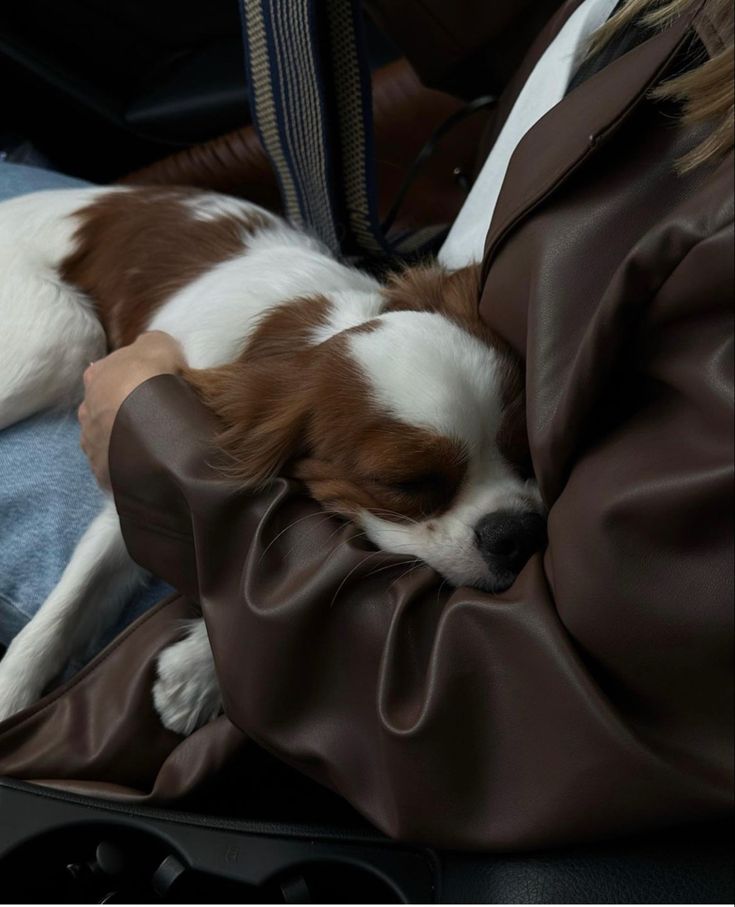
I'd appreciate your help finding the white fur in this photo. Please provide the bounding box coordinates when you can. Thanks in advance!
[152,619,222,735]
[184,192,269,224]
[361,477,543,591]
[349,311,503,448]
[148,228,380,367]
[0,189,111,428]
[309,289,384,344]
[0,186,542,734]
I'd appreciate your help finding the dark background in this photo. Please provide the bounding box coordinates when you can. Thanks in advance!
[0,0,397,182]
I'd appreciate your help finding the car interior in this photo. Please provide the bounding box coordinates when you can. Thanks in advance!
[0,0,733,902]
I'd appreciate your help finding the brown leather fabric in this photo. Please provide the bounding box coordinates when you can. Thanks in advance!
[0,591,245,801]
[367,60,489,232]
[472,0,585,177]
[0,2,732,850]
[364,0,567,96]
[118,121,283,214]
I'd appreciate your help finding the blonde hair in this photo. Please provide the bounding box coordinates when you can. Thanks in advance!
[591,0,734,171]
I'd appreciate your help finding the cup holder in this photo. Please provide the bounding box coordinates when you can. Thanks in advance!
[0,781,436,904]
[0,823,260,903]
[0,824,406,903]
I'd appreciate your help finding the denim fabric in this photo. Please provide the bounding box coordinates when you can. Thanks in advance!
[0,163,172,657]
[0,161,91,198]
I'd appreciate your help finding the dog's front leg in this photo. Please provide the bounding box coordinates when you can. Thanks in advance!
[0,500,146,722]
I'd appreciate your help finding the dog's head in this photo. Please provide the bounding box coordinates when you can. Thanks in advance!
[187,264,545,592]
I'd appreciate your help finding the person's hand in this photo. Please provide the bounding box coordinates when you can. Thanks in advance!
[79,331,186,490]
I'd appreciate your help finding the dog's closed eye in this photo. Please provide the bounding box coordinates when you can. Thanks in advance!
[384,473,448,496]
[368,471,461,520]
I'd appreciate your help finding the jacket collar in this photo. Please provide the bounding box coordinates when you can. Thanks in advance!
[481,2,705,279]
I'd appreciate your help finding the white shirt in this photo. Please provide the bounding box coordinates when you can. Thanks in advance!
[438,0,620,270]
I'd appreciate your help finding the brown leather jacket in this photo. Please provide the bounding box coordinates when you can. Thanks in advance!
[0,0,732,850]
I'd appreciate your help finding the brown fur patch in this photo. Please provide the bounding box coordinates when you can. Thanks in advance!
[381,263,489,343]
[182,296,329,487]
[185,299,468,520]
[60,187,274,348]
[243,295,332,362]
[296,347,468,522]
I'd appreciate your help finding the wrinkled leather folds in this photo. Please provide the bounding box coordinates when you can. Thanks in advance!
[0,590,245,802]
[0,0,732,851]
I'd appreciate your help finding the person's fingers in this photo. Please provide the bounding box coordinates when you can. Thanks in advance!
[77,401,87,423]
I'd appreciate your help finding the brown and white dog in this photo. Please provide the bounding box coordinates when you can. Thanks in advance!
[0,186,545,733]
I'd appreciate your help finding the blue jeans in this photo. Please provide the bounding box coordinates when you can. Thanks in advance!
[0,163,172,661]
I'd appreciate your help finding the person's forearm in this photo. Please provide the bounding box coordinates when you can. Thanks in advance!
[108,374,221,600]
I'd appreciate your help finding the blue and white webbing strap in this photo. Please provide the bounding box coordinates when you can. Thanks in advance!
[241,0,445,260]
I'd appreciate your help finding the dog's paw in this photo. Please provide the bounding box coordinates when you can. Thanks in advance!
[152,626,222,736]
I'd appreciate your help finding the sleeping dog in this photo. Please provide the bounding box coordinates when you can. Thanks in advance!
[0,186,545,733]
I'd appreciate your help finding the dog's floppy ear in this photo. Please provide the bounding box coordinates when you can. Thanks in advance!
[183,297,330,487]
[185,358,313,488]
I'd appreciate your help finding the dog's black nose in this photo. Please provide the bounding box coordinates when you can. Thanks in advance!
[475,511,547,574]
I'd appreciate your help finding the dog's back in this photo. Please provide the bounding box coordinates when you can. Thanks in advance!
[0,185,378,408]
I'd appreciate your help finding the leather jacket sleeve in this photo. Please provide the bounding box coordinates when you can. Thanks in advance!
[109,222,734,853]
